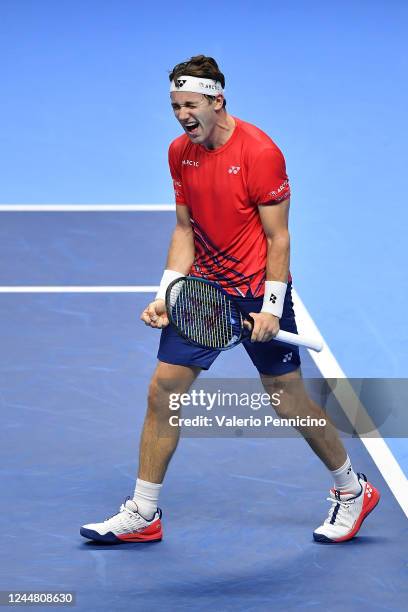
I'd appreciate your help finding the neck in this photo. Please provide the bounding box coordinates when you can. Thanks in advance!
[203,111,235,150]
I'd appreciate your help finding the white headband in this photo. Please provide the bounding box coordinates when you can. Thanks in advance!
[170,75,224,96]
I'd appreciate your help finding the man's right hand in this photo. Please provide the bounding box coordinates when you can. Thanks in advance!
[140,299,169,329]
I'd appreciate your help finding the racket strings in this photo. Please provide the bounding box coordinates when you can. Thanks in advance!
[168,280,242,349]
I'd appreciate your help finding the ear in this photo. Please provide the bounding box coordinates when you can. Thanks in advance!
[213,94,225,111]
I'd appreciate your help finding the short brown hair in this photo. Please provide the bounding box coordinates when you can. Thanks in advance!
[169,55,227,108]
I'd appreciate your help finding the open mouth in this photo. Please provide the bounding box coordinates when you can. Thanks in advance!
[185,121,199,133]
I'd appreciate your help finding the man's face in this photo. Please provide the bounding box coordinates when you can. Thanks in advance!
[170,91,222,146]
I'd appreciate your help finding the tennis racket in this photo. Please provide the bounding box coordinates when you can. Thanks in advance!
[165,276,323,352]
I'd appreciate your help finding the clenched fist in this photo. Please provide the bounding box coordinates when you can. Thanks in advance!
[140,299,169,329]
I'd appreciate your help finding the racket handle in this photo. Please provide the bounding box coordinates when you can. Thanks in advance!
[275,329,323,352]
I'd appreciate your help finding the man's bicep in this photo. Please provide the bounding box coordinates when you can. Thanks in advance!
[258,198,290,238]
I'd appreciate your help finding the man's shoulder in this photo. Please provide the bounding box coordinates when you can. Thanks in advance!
[168,133,190,158]
[235,117,284,157]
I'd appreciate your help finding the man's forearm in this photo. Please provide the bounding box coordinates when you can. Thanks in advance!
[265,231,290,282]
[165,224,195,274]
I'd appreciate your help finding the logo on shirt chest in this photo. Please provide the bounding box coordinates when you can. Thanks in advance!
[182,159,199,167]
[228,166,241,175]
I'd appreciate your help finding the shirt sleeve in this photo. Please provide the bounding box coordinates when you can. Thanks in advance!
[247,146,291,205]
[168,141,187,206]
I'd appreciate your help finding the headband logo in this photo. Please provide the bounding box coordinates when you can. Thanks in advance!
[176,79,187,88]
[199,82,218,91]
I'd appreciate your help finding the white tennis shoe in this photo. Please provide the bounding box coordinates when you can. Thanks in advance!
[80,498,162,544]
[313,473,380,543]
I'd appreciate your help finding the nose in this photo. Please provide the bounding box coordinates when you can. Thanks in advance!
[177,106,191,122]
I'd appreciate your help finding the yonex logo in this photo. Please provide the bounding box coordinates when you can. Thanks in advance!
[282,352,293,363]
[176,79,187,88]
[269,293,277,304]
[228,166,240,175]
[182,159,199,167]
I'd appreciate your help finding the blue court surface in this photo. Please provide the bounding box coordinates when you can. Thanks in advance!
[1,2,407,611]
[1,212,407,611]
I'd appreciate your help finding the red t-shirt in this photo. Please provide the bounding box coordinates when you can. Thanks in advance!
[168,117,291,297]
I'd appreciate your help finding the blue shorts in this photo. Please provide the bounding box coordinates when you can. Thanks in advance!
[157,283,301,376]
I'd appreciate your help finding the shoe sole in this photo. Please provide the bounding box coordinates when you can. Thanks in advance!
[80,527,163,544]
[313,489,380,544]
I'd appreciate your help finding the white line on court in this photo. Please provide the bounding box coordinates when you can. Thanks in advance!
[293,290,408,518]
[1,205,407,518]
[0,204,175,211]
[0,286,159,293]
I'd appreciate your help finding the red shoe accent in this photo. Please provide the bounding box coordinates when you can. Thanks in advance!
[117,518,163,542]
[334,482,380,542]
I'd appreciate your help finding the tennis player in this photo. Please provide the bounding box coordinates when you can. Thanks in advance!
[81,55,379,544]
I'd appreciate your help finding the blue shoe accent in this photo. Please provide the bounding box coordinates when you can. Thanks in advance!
[80,527,121,543]
[313,532,336,543]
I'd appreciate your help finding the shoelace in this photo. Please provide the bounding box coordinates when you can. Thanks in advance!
[325,496,355,527]
[104,496,142,523]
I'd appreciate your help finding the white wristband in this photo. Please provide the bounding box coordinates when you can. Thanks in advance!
[155,269,184,301]
[261,281,287,318]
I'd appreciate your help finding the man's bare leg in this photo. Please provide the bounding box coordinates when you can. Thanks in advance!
[261,368,381,542]
[138,361,201,483]
[261,367,346,470]
[79,361,200,542]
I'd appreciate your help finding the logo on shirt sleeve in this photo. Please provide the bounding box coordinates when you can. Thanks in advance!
[268,179,289,198]
[173,179,182,197]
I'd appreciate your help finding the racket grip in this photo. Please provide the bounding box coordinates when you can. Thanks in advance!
[275,329,323,352]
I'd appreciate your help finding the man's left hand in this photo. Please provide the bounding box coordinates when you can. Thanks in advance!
[244,312,280,342]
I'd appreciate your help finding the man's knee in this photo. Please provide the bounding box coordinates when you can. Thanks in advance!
[261,368,307,418]
[148,362,200,407]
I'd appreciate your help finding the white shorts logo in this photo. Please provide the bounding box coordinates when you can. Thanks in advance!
[283,352,293,363]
